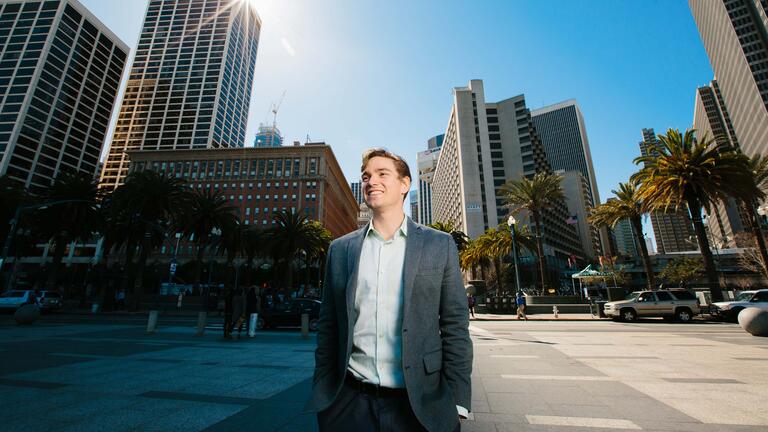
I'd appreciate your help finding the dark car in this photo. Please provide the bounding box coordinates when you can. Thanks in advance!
[37,291,63,312]
[257,298,321,331]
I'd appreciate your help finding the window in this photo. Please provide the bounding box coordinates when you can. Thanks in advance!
[655,291,673,301]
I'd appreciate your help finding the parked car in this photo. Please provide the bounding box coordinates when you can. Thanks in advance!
[603,289,700,322]
[36,291,63,312]
[711,289,768,322]
[256,298,321,331]
[0,290,39,311]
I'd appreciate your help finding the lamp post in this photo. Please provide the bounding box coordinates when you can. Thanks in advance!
[507,216,522,295]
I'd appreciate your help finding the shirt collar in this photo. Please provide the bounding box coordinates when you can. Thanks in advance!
[366,214,409,240]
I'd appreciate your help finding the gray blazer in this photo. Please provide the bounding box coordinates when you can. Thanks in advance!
[304,218,472,432]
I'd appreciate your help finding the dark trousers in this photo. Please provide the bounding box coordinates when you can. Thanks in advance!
[318,374,460,432]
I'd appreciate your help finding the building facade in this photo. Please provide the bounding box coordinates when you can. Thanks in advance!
[100,0,261,189]
[431,80,583,265]
[694,80,749,247]
[409,189,419,223]
[689,0,768,158]
[639,128,697,253]
[0,0,128,193]
[126,143,358,238]
[531,100,603,257]
[558,170,600,259]
[350,180,363,205]
[416,134,443,225]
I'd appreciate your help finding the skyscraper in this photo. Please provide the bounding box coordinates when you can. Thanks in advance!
[253,124,282,147]
[694,80,748,247]
[558,170,600,259]
[100,0,261,189]
[350,181,363,205]
[0,0,128,193]
[531,100,603,258]
[416,134,443,225]
[639,128,697,253]
[432,80,583,265]
[689,0,768,157]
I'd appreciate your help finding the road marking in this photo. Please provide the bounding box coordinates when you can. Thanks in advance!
[490,355,539,359]
[502,375,614,381]
[526,415,641,430]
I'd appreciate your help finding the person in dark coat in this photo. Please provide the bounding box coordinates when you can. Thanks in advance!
[231,288,245,338]
[223,288,234,339]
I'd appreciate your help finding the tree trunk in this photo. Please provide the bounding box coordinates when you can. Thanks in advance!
[132,233,152,310]
[192,241,207,292]
[495,256,503,294]
[532,211,547,293]
[630,216,655,290]
[743,200,768,276]
[687,198,722,301]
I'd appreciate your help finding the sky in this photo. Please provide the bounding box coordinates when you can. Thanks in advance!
[82,0,714,246]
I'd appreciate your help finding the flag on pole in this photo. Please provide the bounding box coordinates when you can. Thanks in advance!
[565,215,578,225]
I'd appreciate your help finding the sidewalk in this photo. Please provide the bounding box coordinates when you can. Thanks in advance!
[472,312,599,321]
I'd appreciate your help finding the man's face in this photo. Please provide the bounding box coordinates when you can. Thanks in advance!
[361,156,410,212]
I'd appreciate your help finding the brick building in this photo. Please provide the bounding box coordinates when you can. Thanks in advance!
[126,142,358,239]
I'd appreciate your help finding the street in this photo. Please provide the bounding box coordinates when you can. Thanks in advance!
[0,313,766,431]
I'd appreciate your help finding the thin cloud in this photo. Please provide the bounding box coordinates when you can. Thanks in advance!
[281,37,295,57]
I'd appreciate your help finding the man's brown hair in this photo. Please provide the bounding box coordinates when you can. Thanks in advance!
[360,148,411,181]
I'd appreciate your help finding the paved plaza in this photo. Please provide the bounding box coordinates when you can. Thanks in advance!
[0,313,766,431]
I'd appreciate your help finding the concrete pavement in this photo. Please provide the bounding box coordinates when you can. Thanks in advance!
[0,314,766,431]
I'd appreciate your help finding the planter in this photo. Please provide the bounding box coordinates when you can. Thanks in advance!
[14,304,40,325]
[738,307,768,337]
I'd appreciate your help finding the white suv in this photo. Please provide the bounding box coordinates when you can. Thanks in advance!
[603,289,700,322]
[0,290,38,311]
[711,289,768,322]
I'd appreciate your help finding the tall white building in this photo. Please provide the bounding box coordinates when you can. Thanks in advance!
[0,0,128,193]
[416,134,442,225]
[100,0,261,189]
[531,100,603,258]
[431,80,583,265]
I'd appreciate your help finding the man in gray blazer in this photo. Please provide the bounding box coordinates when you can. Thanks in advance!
[304,149,472,431]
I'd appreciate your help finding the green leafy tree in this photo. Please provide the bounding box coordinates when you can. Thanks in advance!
[589,182,655,290]
[659,257,704,287]
[499,172,565,293]
[632,128,757,301]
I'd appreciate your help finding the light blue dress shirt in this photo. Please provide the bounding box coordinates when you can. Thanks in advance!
[346,215,468,419]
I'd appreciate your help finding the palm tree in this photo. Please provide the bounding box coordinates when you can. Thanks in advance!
[242,226,269,288]
[303,220,332,293]
[632,128,757,301]
[740,154,768,275]
[589,182,656,290]
[179,189,239,295]
[0,175,29,245]
[110,170,189,308]
[267,209,319,295]
[427,221,470,251]
[499,172,565,293]
[469,224,536,294]
[36,171,102,291]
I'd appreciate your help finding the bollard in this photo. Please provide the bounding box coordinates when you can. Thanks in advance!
[553,305,559,319]
[196,311,207,336]
[146,310,159,333]
[249,313,258,337]
[301,313,309,339]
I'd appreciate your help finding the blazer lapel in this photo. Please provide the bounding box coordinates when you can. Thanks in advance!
[345,226,366,331]
[402,218,424,323]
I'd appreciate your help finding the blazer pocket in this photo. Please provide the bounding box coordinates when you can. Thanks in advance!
[423,348,442,374]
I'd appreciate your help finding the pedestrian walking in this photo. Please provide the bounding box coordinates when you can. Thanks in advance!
[115,289,126,311]
[516,291,527,321]
[231,288,245,338]
[245,285,261,331]
[223,288,234,339]
[467,293,476,319]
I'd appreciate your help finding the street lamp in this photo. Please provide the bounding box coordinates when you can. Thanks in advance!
[507,216,522,295]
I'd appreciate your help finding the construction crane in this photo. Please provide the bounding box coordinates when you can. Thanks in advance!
[271,90,286,131]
